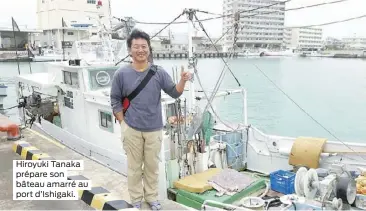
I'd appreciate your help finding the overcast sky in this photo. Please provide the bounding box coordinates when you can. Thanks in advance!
[0,0,365,39]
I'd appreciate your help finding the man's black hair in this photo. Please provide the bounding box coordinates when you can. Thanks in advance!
[127,29,151,49]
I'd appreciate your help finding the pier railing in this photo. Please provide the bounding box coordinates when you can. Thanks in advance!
[152,51,238,59]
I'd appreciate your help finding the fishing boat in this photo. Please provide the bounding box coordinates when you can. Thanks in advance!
[12,8,366,211]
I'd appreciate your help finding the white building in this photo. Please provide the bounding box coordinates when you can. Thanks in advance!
[284,27,323,50]
[222,0,286,51]
[342,37,366,49]
[36,0,111,49]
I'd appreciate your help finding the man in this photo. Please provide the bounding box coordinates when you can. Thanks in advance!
[110,29,191,210]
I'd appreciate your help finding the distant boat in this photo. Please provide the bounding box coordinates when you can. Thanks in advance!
[237,49,260,57]
[31,48,64,62]
[299,51,334,58]
[260,48,298,57]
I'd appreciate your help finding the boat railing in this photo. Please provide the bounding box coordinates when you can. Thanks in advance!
[201,200,253,211]
[194,88,248,127]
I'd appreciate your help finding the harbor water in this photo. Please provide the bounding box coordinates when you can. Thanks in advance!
[0,57,365,143]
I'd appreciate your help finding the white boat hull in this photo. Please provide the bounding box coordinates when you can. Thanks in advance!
[246,126,366,175]
[0,84,7,108]
[32,55,64,62]
[0,85,7,97]
[237,52,260,57]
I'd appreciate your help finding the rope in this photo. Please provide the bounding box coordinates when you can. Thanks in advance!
[0,105,18,111]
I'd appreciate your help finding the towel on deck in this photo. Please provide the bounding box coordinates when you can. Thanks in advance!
[207,169,256,196]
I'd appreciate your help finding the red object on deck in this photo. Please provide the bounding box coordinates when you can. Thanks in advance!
[0,114,20,140]
[97,0,102,7]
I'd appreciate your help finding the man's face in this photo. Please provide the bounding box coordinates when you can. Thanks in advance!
[130,38,150,63]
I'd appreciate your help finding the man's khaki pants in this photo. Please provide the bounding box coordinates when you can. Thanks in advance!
[121,122,162,204]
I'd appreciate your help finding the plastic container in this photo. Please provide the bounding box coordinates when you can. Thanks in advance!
[270,170,295,194]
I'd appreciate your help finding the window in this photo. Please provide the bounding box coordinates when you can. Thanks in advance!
[87,0,96,4]
[88,67,118,90]
[64,96,74,109]
[99,110,113,132]
[63,71,79,88]
[64,91,74,109]
[67,32,74,36]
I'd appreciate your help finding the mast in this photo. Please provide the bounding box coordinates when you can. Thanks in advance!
[186,9,196,113]
[62,17,66,61]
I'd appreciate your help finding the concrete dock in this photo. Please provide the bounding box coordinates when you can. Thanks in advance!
[0,118,190,210]
[0,130,93,210]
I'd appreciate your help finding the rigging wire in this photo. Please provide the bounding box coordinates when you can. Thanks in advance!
[193,12,241,87]
[190,12,243,132]
[189,8,366,158]
[199,1,363,56]
[130,0,351,25]
[195,9,223,16]
[250,64,366,160]
[114,11,186,66]
[202,12,366,54]
[219,0,352,20]
[195,0,294,55]
[201,0,357,52]
[285,13,366,28]
[133,0,291,25]
[113,0,351,65]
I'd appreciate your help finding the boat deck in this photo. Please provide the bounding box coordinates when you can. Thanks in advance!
[0,122,191,210]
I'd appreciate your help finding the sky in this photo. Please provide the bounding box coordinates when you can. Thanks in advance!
[0,0,366,39]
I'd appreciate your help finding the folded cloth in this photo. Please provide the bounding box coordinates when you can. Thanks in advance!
[207,169,256,196]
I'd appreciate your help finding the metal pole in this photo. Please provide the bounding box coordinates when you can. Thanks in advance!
[186,9,196,113]
[62,18,65,61]
[12,18,20,75]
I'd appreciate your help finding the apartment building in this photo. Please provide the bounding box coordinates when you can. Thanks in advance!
[36,0,111,48]
[222,0,286,51]
[342,37,366,49]
[284,27,323,50]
